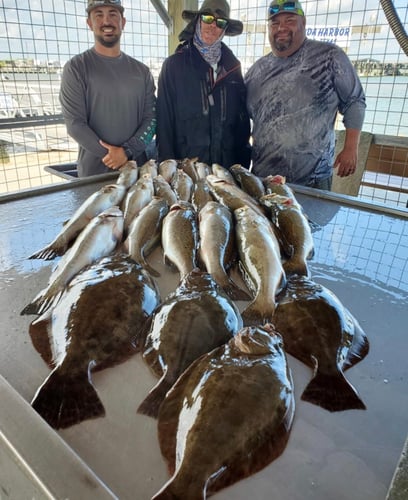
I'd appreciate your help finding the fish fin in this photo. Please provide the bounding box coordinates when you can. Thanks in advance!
[301,371,366,412]
[20,288,63,316]
[31,369,105,429]
[137,379,172,419]
[307,246,315,260]
[29,315,54,368]
[283,259,310,278]
[343,319,370,371]
[29,245,62,260]
[163,254,177,271]
[222,278,252,301]
[142,261,161,278]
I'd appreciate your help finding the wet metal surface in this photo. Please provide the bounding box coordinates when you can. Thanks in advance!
[0,181,407,499]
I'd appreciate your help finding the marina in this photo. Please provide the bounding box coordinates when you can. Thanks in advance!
[0,0,407,498]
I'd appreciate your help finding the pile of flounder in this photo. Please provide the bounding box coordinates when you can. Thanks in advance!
[21,158,369,500]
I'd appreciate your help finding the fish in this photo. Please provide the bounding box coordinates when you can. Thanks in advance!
[263,175,302,210]
[195,161,211,179]
[138,269,242,418]
[29,254,161,429]
[206,174,266,216]
[171,168,194,202]
[234,205,285,325]
[139,158,158,178]
[211,163,237,184]
[273,275,369,412]
[179,157,200,182]
[21,206,124,316]
[260,193,314,277]
[191,178,214,212]
[161,201,199,279]
[198,201,250,301]
[122,173,154,231]
[153,174,178,207]
[230,163,265,199]
[158,159,178,183]
[123,197,169,277]
[116,160,139,188]
[153,323,295,500]
[28,183,127,260]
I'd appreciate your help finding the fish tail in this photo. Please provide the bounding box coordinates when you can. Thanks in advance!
[222,278,252,301]
[301,371,366,412]
[241,300,275,326]
[20,288,63,316]
[31,368,105,429]
[137,380,172,419]
[29,245,61,260]
[283,259,310,278]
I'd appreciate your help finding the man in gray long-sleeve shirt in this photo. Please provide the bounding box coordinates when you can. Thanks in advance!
[60,0,156,177]
[245,0,366,190]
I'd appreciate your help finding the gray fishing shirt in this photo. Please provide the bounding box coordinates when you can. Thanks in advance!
[245,38,366,185]
[60,48,156,177]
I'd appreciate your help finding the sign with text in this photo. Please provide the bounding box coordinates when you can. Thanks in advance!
[306,26,351,48]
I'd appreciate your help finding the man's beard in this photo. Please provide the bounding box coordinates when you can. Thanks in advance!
[273,32,293,53]
[95,33,120,48]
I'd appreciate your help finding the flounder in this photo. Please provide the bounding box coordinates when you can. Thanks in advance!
[273,275,369,412]
[138,269,242,418]
[153,323,295,499]
[29,254,160,429]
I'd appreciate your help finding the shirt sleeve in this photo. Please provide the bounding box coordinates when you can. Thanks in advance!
[59,60,107,158]
[333,48,366,130]
[122,68,157,158]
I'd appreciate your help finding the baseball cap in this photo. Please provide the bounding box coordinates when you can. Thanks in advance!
[86,0,124,14]
[268,1,304,19]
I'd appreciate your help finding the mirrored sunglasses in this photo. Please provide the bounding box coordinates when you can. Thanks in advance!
[268,2,303,17]
[200,14,229,30]
[90,0,122,7]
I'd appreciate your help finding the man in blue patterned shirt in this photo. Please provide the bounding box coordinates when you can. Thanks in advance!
[245,0,366,190]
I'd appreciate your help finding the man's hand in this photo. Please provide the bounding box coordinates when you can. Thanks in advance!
[333,147,358,177]
[334,128,360,178]
[100,140,128,170]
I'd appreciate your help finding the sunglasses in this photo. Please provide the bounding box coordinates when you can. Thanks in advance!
[89,0,122,7]
[268,2,303,17]
[200,14,229,30]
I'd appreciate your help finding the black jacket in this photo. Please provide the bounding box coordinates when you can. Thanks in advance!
[156,41,251,169]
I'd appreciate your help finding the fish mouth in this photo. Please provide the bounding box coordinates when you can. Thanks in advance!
[234,325,280,355]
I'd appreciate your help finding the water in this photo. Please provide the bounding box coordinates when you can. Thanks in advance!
[1,73,407,137]
[359,76,408,137]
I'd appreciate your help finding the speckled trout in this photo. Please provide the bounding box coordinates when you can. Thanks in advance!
[21,206,124,316]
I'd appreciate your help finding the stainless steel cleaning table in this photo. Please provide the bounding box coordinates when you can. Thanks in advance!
[0,177,407,499]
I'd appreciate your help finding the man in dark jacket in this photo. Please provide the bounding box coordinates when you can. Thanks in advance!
[156,0,251,169]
